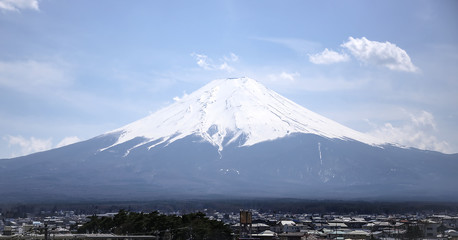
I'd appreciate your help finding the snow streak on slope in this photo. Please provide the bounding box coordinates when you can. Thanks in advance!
[102,77,385,153]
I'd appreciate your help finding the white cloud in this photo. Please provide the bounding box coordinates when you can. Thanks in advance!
[191,53,212,70]
[5,135,53,157]
[173,92,188,102]
[191,53,238,73]
[4,135,82,157]
[367,110,450,153]
[268,71,300,83]
[409,110,436,129]
[224,53,239,62]
[56,136,80,148]
[0,0,39,12]
[309,48,349,64]
[0,60,72,92]
[341,37,418,72]
[218,62,235,72]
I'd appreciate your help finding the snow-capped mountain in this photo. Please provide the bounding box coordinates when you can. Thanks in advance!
[0,77,457,203]
[102,77,383,154]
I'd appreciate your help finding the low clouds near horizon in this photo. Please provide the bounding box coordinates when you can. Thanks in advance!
[367,110,450,153]
[310,37,418,73]
[4,135,81,158]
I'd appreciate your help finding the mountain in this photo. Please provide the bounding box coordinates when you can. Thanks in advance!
[1,77,457,203]
[103,77,383,153]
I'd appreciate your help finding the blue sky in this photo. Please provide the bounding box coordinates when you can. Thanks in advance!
[1,0,457,158]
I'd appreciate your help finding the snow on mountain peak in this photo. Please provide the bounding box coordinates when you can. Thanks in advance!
[102,77,384,153]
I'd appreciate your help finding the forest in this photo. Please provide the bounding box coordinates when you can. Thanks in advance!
[77,209,232,240]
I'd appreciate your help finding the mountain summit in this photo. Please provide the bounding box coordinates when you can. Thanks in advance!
[103,77,383,154]
[0,77,457,202]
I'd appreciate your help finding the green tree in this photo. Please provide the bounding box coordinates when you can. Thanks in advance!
[78,210,232,239]
[405,225,423,239]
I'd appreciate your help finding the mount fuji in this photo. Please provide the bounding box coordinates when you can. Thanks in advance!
[1,77,457,202]
[104,77,383,154]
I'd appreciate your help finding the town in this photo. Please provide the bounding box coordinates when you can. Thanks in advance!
[1,205,458,240]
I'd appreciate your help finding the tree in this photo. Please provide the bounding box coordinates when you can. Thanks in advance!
[405,225,423,239]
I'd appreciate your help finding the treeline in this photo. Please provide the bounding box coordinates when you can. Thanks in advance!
[77,210,232,240]
[3,199,458,218]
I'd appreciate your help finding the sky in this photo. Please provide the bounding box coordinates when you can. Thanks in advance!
[0,0,457,158]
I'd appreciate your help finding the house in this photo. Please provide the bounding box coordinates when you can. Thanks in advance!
[445,230,458,240]
[421,220,440,238]
[2,226,12,236]
[252,223,271,233]
[278,232,306,240]
[344,230,370,239]
[278,221,298,233]
[252,230,278,240]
